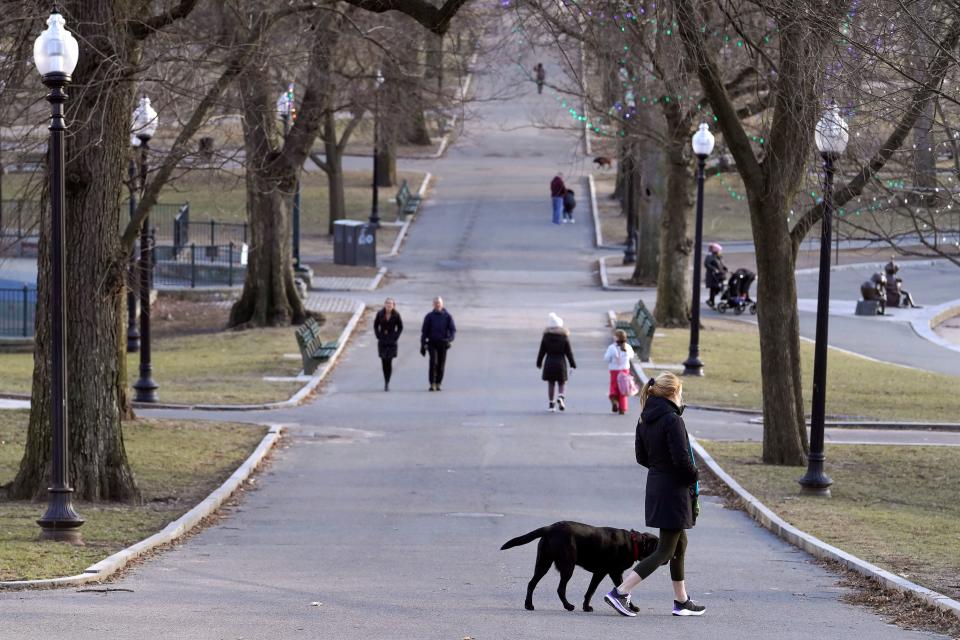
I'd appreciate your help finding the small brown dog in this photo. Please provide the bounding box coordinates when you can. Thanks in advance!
[593,156,614,169]
[501,521,658,612]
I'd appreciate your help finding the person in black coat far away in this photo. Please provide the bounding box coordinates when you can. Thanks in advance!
[704,243,728,308]
[373,297,403,391]
[536,313,577,412]
[603,372,707,619]
[421,296,456,391]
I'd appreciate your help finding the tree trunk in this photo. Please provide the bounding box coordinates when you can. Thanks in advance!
[654,140,693,327]
[376,135,398,187]
[323,113,347,236]
[425,33,444,93]
[10,0,140,502]
[229,65,307,328]
[405,107,433,146]
[632,141,663,283]
[752,199,808,464]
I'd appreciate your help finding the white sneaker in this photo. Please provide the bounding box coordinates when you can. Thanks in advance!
[569,218,575,223]
[556,395,566,411]
[548,402,557,412]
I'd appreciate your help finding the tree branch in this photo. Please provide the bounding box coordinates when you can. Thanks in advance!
[128,0,201,40]
[338,0,469,34]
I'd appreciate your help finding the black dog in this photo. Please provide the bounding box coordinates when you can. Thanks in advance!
[500,521,658,612]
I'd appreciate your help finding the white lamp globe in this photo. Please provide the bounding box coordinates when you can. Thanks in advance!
[33,9,80,78]
[131,96,159,141]
[375,69,384,88]
[815,101,849,156]
[691,122,715,157]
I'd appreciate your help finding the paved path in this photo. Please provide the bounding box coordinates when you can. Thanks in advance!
[0,22,949,640]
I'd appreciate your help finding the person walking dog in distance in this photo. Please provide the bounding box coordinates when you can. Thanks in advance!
[536,313,576,412]
[373,297,403,392]
[604,372,706,618]
[550,173,567,225]
[604,329,635,415]
[421,297,456,391]
[534,62,546,94]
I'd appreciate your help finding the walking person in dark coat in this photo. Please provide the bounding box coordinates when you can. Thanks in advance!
[604,372,706,618]
[536,313,576,412]
[421,296,456,391]
[373,297,403,392]
[562,189,576,223]
[704,243,728,308]
[550,173,567,225]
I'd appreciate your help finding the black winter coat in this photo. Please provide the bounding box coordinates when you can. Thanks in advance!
[704,253,727,289]
[421,309,456,348]
[635,396,699,529]
[373,309,403,359]
[536,328,576,382]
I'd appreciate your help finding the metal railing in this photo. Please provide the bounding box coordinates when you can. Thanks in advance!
[0,285,36,337]
[0,200,41,242]
[153,241,246,288]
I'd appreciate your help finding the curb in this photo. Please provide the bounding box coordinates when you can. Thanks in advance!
[598,255,652,292]
[132,302,365,412]
[910,301,960,355]
[0,424,285,590]
[431,50,480,160]
[368,267,387,291]
[387,172,432,258]
[691,437,960,621]
[794,258,942,277]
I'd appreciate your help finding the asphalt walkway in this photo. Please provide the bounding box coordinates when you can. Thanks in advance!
[0,21,951,640]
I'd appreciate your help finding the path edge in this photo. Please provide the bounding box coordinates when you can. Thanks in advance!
[691,437,960,621]
[387,172,432,258]
[0,424,285,591]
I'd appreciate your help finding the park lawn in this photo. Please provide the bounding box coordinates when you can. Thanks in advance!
[0,410,266,581]
[700,441,960,601]
[0,312,352,405]
[644,316,960,422]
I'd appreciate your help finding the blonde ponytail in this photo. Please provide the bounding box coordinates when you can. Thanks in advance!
[640,372,683,409]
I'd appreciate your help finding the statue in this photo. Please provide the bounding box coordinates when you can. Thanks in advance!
[859,272,886,315]
[883,257,918,308]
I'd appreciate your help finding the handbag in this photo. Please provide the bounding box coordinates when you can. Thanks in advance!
[616,371,639,396]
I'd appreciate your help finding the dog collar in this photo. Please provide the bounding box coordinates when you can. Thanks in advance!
[630,530,640,562]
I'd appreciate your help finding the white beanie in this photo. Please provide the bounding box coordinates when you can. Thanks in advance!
[548,313,563,328]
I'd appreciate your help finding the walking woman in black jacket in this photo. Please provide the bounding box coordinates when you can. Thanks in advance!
[604,372,706,618]
[373,298,403,391]
[536,313,576,412]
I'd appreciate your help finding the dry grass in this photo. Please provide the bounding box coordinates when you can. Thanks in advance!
[0,410,266,580]
[0,299,352,405]
[644,315,960,422]
[700,440,960,603]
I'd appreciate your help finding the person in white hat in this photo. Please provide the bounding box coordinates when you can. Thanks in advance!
[536,313,577,412]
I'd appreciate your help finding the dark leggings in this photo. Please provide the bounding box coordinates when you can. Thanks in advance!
[381,358,393,384]
[632,528,687,582]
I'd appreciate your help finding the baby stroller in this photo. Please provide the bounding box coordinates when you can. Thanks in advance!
[717,268,757,315]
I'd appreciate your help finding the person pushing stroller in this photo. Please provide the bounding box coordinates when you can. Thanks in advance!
[704,243,727,308]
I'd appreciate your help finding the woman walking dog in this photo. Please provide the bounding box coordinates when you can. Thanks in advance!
[373,298,403,391]
[604,372,706,618]
[536,313,576,412]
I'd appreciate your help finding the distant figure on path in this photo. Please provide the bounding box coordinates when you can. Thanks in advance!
[704,243,727,308]
[536,313,576,412]
[421,297,456,391]
[550,173,567,225]
[562,188,576,224]
[604,372,706,619]
[604,329,635,415]
[535,62,546,94]
[373,297,403,392]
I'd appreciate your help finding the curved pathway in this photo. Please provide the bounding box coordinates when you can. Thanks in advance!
[0,24,949,640]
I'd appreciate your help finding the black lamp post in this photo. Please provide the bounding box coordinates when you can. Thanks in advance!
[126,156,140,352]
[131,96,159,403]
[370,69,384,227]
[683,123,716,377]
[34,8,84,543]
[277,83,303,271]
[799,101,848,497]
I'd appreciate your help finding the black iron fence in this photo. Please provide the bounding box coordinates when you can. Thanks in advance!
[153,241,247,288]
[0,285,36,338]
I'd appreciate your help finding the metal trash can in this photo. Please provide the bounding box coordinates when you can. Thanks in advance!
[333,220,377,266]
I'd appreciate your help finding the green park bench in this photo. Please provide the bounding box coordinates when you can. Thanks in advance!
[615,299,655,362]
[294,317,338,375]
[395,179,422,219]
